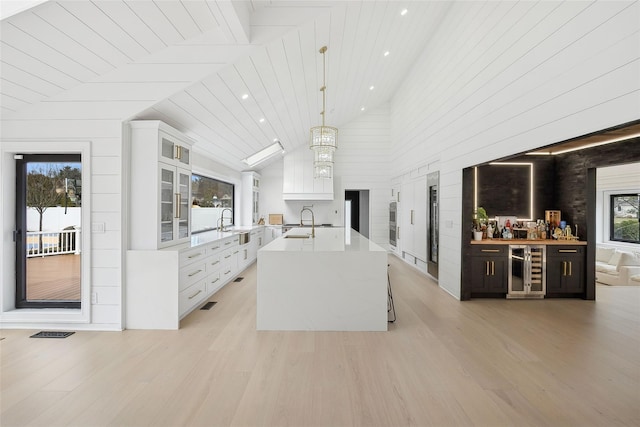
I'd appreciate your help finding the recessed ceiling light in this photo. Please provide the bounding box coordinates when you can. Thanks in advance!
[369,85,375,91]
[384,51,390,57]
[241,94,249,100]
[360,107,365,111]
[259,118,265,123]
[273,138,279,142]
[400,8,408,16]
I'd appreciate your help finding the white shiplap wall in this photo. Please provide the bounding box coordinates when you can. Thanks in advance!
[259,104,391,248]
[390,1,640,298]
[0,119,124,330]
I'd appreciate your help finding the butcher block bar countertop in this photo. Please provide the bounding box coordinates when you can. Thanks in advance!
[470,239,587,245]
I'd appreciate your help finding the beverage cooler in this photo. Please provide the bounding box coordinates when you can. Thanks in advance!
[508,245,546,299]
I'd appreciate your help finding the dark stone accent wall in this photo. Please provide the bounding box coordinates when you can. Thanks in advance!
[554,137,640,240]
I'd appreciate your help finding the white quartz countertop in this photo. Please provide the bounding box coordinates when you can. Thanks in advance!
[261,227,385,252]
[161,225,263,252]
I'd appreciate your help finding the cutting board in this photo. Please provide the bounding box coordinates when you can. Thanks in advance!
[269,214,283,225]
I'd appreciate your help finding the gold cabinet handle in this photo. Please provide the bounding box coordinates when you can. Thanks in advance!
[559,249,577,253]
[491,261,495,276]
[188,269,203,277]
[563,261,567,276]
[175,145,182,160]
[568,261,572,276]
[486,261,490,276]
[481,249,500,253]
[188,289,202,300]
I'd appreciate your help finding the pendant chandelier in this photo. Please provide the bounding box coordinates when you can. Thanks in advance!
[310,46,337,179]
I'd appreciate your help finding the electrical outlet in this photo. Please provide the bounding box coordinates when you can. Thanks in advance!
[91,292,98,304]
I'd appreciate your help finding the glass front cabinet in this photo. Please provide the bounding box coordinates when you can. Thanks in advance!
[129,120,195,250]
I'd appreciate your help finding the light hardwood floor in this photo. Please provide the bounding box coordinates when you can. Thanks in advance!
[1,255,639,427]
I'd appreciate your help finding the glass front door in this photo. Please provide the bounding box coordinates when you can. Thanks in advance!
[15,154,82,308]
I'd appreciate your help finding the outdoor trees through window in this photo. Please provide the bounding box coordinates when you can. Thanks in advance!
[610,194,640,243]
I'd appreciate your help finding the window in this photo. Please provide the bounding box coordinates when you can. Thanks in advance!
[610,194,640,243]
[191,174,234,233]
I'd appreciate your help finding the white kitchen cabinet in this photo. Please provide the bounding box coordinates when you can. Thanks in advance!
[282,145,333,200]
[400,177,427,263]
[129,120,195,249]
[264,226,282,245]
[241,171,260,225]
[126,234,240,329]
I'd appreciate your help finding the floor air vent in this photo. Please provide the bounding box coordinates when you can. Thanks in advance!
[200,301,217,310]
[30,331,75,339]
[234,277,244,282]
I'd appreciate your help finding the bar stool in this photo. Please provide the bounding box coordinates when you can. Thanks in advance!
[388,264,396,323]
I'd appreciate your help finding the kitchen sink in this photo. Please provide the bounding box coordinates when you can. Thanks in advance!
[284,234,311,239]
[235,231,250,244]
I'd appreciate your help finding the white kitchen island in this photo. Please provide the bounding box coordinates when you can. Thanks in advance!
[257,227,388,331]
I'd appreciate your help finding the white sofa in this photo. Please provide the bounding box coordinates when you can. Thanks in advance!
[595,245,640,286]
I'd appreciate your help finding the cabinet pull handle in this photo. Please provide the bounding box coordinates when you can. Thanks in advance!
[188,289,202,300]
[233,250,239,254]
[568,261,572,276]
[212,246,220,250]
[481,249,500,253]
[211,278,219,283]
[211,260,220,266]
[224,255,231,259]
[397,226,400,239]
[411,210,414,225]
[225,242,231,246]
[563,261,567,276]
[559,249,577,253]
[175,145,182,160]
[188,253,202,259]
[225,270,231,275]
[174,193,180,218]
[491,261,495,276]
[486,261,490,276]
[188,269,202,277]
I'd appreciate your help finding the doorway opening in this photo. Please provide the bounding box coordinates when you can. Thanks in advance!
[15,154,82,309]
[345,190,370,238]
[427,172,439,279]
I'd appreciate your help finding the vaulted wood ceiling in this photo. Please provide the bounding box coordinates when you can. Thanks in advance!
[1,1,452,171]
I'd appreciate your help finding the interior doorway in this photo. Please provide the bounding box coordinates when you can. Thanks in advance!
[345,190,370,238]
[427,172,439,279]
[15,154,82,308]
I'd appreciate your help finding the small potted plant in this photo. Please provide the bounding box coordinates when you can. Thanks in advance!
[472,207,488,240]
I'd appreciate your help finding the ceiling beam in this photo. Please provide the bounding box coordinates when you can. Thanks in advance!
[215,0,251,44]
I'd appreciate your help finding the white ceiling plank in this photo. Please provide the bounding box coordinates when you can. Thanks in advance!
[123,1,183,46]
[136,44,252,65]
[154,1,203,41]
[0,93,31,111]
[58,1,149,59]
[0,78,47,103]
[92,1,167,54]
[93,63,221,83]
[0,40,83,88]
[0,62,63,97]
[52,82,190,102]
[30,2,130,67]
[7,7,114,75]
[182,1,219,34]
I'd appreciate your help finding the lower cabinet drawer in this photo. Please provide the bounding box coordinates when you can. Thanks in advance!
[179,280,206,316]
[179,260,207,291]
[206,271,222,294]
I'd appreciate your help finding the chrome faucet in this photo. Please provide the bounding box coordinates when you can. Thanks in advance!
[218,208,233,231]
[300,206,315,238]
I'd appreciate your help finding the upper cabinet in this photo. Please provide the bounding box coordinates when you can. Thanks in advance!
[241,171,260,226]
[283,146,333,200]
[129,120,195,249]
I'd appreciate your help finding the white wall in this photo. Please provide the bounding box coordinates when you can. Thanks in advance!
[390,1,640,299]
[259,105,391,248]
[596,162,640,249]
[1,120,124,330]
